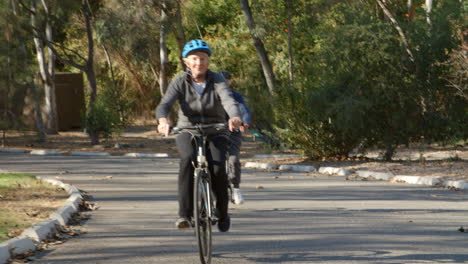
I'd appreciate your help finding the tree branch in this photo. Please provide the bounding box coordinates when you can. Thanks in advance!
[44,40,87,71]
[44,38,87,65]
[376,0,414,62]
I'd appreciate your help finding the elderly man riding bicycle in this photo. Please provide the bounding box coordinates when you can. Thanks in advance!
[156,39,243,232]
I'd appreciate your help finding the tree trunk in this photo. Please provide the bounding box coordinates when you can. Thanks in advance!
[285,0,294,86]
[82,0,99,145]
[239,0,275,94]
[173,0,186,70]
[102,43,117,88]
[19,38,47,143]
[42,0,58,133]
[407,0,415,21]
[425,0,433,25]
[83,0,96,106]
[30,82,46,143]
[85,67,99,145]
[159,0,169,95]
[30,0,58,134]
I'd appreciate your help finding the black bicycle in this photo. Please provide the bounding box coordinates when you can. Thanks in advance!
[172,123,226,264]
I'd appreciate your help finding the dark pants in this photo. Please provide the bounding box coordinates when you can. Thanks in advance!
[175,132,230,219]
[228,131,242,187]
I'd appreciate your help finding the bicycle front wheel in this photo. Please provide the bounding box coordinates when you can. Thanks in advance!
[194,169,212,264]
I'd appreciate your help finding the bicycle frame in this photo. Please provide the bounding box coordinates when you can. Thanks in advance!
[172,123,226,264]
[194,135,215,221]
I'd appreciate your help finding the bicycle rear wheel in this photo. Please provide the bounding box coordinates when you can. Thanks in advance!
[194,170,212,264]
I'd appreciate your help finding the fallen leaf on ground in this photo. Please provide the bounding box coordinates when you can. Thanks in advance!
[26,210,40,217]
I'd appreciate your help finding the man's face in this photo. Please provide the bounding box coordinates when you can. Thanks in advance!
[184,51,210,79]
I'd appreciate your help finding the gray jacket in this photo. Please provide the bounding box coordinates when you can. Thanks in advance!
[156,70,241,128]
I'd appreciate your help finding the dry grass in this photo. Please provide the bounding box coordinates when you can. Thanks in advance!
[0,173,68,242]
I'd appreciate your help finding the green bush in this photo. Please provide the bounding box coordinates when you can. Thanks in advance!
[272,0,466,160]
[82,96,122,140]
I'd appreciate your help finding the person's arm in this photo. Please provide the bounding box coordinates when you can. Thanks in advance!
[235,93,251,127]
[214,76,242,131]
[155,80,179,136]
[238,102,251,128]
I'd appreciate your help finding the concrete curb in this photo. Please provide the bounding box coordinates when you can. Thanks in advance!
[350,153,464,161]
[356,170,467,190]
[30,150,61,155]
[245,162,318,173]
[245,161,279,170]
[318,167,351,176]
[21,220,59,244]
[279,164,316,172]
[124,153,169,158]
[391,175,442,185]
[0,176,82,264]
[356,170,394,181]
[253,154,302,159]
[69,151,110,156]
[0,148,28,153]
[244,162,467,191]
[442,180,468,190]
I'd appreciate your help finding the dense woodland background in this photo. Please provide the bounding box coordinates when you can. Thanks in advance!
[0,0,466,160]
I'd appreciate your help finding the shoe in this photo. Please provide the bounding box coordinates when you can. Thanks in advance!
[218,215,230,232]
[232,188,244,205]
[175,217,192,229]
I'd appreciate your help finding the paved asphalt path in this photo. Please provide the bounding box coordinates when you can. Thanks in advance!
[1,153,467,264]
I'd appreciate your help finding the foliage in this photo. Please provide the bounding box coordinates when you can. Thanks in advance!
[3,0,466,158]
[93,0,162,115]
[0,1,34,133]
[81,94,123,140]
[273,0,467,159]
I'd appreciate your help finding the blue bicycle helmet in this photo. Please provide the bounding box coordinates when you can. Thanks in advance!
[182,39,212,58]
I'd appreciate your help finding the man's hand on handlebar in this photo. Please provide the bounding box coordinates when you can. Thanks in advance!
[239,123,249,133]
[228,116,243,132]
[157,117,171,137]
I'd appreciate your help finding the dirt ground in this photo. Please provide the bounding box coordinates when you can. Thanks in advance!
[0,175,68,242]
[1,125,467,182]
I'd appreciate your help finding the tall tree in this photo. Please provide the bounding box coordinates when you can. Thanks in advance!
[41,0,57,133]
[22,0,59,134]
[2,0,46,143]
[172,0,186,70]
[239,0,275,94]
[45,0,100,144]
[159,0,169,95]
[425,0,433,25]
[285,0,294,85]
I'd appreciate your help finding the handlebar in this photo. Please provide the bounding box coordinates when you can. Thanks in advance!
[171,123,227,134]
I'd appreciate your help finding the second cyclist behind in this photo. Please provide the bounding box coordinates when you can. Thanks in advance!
[220,71,251,205]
